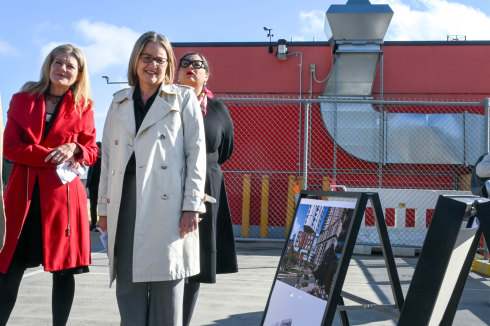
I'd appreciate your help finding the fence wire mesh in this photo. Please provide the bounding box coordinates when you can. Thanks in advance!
[220,96,488,249]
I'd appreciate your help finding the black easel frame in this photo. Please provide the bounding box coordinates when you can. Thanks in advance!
[398,195,490,325]
[327,191,404,325]
[260,190,404,326]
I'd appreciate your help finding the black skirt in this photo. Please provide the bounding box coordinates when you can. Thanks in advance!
[9,180,89,275]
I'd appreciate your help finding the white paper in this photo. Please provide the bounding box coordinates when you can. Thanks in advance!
[98,229,108,254]
[56,162,87,184]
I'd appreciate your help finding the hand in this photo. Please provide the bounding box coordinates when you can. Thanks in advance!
[98,216,107,232]
[179,211,199,239]
[66,157,80,170]
[44,143,80,164]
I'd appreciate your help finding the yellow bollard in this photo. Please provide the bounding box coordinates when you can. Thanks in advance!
[241,174,251,238]
[322,176,331,200]
[260,175,270,238]
[285,175,297,236]
[322,176,331,191]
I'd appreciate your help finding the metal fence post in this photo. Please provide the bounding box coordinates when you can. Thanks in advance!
[333,55,339,180]
[302,102,310,190]
[378,51,385,187]
[485,98,490,153]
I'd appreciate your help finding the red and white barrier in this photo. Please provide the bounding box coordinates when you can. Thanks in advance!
[348,188,472,249]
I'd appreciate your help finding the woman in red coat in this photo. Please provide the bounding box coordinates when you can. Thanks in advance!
[0,44,97,326]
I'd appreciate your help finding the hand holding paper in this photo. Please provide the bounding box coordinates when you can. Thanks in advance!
[97,227,108,255]
[56,161,87,184]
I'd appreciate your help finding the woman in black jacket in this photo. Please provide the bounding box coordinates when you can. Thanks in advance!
[177,52,238,326]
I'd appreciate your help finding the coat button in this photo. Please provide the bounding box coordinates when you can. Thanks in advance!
[111,170,115,175]
[159,134,165,140]
[161,194,168,200]
[161,164,167,169]
[115,139,119,145]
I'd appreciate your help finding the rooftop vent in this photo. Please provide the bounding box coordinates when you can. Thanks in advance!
[322,0,393,96]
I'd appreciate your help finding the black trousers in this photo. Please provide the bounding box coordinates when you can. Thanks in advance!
[88,188,98,227]
[0,255,75,326]
[183,281,200,326]
[0,181,77,326]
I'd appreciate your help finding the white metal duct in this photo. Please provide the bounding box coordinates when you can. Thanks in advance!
[320,0,483,165]
[320,102,484,165]
[322,50,381,97]
[323,0,393,97]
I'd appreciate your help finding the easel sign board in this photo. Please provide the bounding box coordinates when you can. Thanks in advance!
[398,195,485,326]
[429,220,478,324]
[261,191,361,326]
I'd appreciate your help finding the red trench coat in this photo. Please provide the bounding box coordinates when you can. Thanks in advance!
[0,91,97,273]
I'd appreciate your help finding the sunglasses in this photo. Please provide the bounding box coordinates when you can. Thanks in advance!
[140,53,168,66]
[179,58,205,69]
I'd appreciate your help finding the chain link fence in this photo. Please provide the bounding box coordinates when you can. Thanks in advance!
[221,99,304,240]
[220,96,489,250]
[3,96,485,250]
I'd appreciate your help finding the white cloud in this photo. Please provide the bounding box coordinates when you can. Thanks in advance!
[292,10,329,42]
[74,20,140,73]
[372,0,490,41]
[38,21,140,74]
[40,41,64,60]
[300,10,326,35]
[0,40,19,55]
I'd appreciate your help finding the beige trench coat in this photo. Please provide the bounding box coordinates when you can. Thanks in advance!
[0,95,5,251]
[97,84,206,285]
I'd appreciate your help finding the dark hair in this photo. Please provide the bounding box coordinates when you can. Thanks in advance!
[180,52,210,74]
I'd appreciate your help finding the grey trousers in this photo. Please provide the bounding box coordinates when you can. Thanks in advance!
[115,171,184,326]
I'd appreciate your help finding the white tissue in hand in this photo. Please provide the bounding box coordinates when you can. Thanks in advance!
[56,161,87,184]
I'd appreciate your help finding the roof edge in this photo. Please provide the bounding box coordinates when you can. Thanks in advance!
[171,40,490,47]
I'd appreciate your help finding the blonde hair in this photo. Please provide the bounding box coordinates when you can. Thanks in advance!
[128,31,175,86]
[21,44,93,112]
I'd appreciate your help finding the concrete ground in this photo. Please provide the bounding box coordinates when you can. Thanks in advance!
[5,236,490,326]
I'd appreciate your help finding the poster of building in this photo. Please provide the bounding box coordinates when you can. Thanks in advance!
[262,197,356,326]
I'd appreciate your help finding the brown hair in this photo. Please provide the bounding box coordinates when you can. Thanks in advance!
[128,31,176,86]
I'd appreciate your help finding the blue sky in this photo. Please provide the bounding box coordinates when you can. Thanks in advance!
[1,0,490,140]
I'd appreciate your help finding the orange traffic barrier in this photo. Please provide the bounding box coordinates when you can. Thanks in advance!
[298,176,304,192]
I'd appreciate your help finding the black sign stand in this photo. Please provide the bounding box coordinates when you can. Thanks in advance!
[261,190,404,326]
[398,195,490,326]
[330,191,404,326]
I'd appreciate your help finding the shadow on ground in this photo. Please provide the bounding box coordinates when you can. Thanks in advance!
[198,311,264,325]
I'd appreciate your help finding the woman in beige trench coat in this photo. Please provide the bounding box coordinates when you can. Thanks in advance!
[97,32,206,326]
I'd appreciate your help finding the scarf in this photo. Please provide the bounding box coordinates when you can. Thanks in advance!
[197,87,214,116]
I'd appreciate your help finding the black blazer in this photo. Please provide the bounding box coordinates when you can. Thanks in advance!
[86,157,101,193]
[189,98,238,283]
